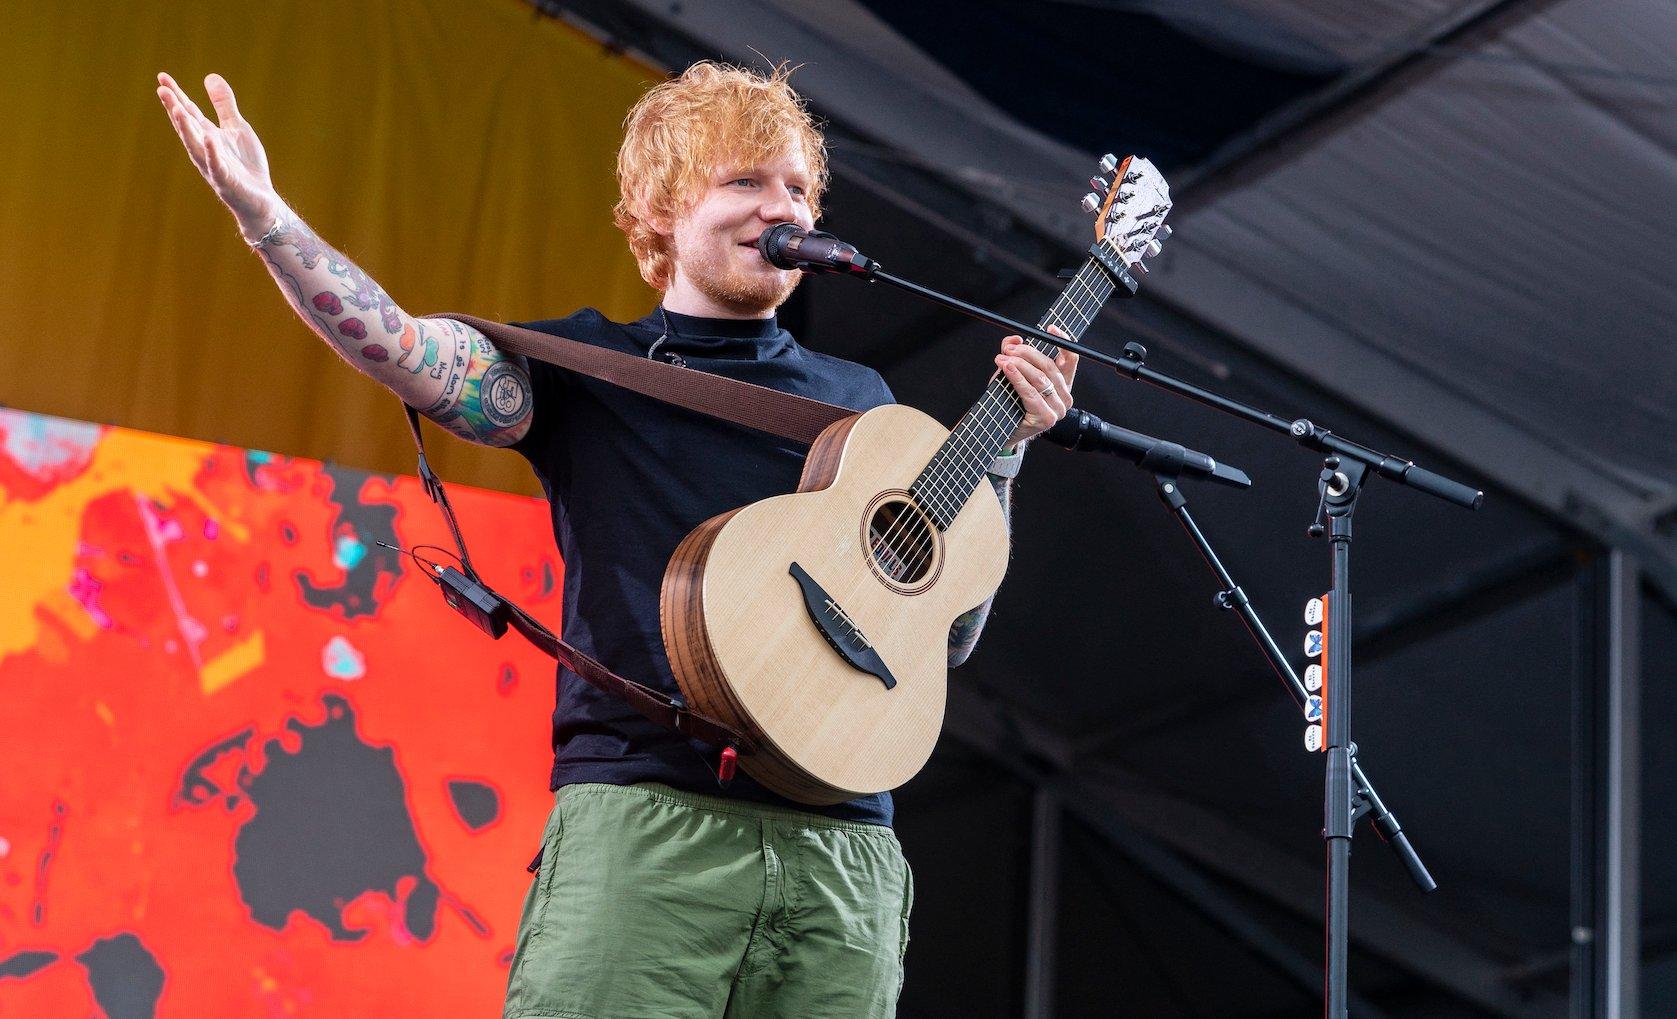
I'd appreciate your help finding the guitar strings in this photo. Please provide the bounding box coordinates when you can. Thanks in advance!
[868,262,1114,581]
[913,265,1110,520]
[881,262,1112,571]
[877,263,1110,570]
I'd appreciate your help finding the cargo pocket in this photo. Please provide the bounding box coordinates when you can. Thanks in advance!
[528,799,566,934]
[504,800,567,1019]
[897,854,915,966]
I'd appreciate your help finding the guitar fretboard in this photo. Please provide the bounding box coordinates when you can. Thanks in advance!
[910,256,1117,528]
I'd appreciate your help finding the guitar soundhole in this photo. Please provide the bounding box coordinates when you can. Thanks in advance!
[867,498,936,584]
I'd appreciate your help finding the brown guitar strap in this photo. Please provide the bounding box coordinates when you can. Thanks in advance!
[399,312,873,783]
[433,313,857,444]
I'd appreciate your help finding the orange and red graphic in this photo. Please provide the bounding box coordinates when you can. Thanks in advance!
[0,409,561,1015]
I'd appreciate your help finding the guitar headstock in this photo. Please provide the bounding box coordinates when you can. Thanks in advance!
[1082,154,1173,275]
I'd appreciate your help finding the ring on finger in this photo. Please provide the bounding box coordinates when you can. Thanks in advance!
[1037,382,1055,397]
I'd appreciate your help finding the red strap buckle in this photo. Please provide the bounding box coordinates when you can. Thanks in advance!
[718,745,738,784]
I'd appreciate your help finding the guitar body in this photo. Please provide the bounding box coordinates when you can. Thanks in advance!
[661,403,1010,804]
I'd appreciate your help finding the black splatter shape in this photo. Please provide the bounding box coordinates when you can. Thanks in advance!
[33,799,66,925]
[75,934,164,1019]
[231,693,438,941]
[173,727,254,808]
[293,464,404,619]
[445,780,501,831]
[0,949,58,980]
[455,902,490,936]
[405,878,439,940]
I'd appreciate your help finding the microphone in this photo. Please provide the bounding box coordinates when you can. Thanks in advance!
[1044,408,1252,489]
[757,223,878,276]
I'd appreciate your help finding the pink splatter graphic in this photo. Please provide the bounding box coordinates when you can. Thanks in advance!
[69,568,113,628]
[203,519,220,540]
[136,495,207,668]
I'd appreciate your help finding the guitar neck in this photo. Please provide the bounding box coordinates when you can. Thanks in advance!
[910,254,1119,529]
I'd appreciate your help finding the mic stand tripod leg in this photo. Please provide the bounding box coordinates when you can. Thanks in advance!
[1146,469,1435,1014]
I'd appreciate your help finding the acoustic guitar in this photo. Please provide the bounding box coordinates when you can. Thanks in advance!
[661,155,1173,804]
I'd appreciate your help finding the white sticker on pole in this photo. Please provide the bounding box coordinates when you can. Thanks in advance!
[1303,664,1323,692]
[1305,630,1323,657]
[1304,597,1324,626]
[1304,724,1324,752]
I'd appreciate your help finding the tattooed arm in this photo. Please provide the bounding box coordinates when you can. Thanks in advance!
[251,212,532,446]
[156,71,531,446]
[947,473,1012,668]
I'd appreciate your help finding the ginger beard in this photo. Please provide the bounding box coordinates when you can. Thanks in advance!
[668,226,802,317]
[659,145,816,318]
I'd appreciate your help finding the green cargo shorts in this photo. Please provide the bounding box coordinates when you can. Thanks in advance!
[503,782,914,1019]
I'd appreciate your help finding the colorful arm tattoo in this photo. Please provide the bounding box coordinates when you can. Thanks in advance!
[254,211,404,363]
[251,213,532,447]
[420,319,533,447]
[947,473,1013,667]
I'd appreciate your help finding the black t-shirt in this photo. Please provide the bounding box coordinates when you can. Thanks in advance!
[510,307,898,826]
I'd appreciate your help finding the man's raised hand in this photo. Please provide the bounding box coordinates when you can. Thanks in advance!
[156,72,280,243]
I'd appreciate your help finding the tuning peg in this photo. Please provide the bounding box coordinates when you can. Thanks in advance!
[1144,239,1163,258]
[1123,169,1142,184]
[1081,192,1103,214]
[1131,260,1149,275]
[1098,153,1119,174]
[1116,188,1134,204]
[1088,176,1108,194]
[1156,224,1173,240]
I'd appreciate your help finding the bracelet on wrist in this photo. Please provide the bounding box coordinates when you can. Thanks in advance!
[244,205,291,249]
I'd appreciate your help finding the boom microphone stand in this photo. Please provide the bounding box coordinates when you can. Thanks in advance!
[781,233,1479,1016]
[1047,410,1438,902]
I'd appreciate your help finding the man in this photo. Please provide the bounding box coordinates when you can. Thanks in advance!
[158,59,1075,1017]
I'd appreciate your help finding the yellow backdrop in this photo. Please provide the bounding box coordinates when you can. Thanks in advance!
[0,0,661,496]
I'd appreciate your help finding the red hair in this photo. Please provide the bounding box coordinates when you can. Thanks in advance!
[614,61,828,291]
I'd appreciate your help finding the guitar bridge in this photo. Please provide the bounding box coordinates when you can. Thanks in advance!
[788,562,897,690]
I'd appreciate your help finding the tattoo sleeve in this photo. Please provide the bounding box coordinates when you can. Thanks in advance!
[947,472,1013,668]
[251,209,532,447]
